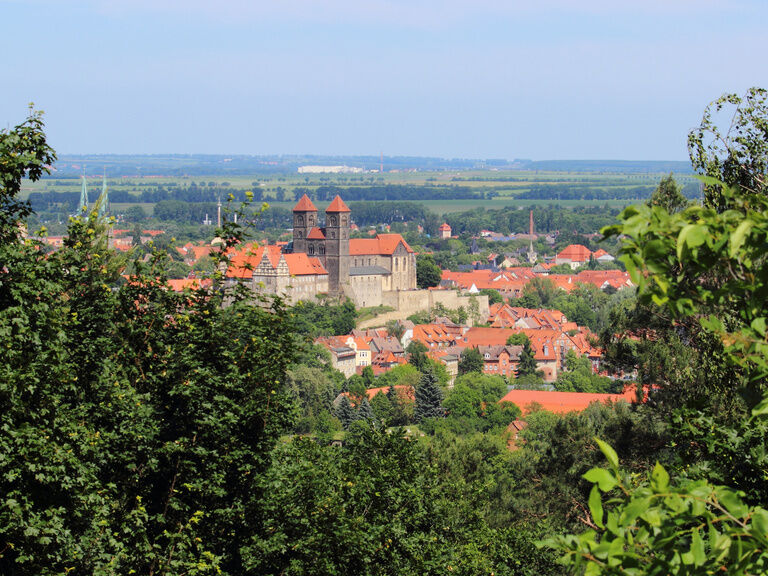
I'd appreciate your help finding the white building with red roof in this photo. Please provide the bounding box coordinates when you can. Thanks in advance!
[555,244,593,269]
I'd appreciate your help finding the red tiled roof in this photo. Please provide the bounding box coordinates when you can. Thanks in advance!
[167,278,212,292]
[439,223,451,230]
[306,227,326,240]
[349,234,413,255]
[556,244,592,262]
[325,195,351,213]
[293,194,317,212]
[283,253,328,275]
[499,388,636,415]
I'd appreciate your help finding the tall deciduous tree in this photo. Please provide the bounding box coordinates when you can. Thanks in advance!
[0,112,298,575]
[416,254,442,288]
[458,347,484,375]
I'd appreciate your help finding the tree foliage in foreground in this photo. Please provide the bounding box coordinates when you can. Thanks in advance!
[0,110,297,575]
[553,179,768,572]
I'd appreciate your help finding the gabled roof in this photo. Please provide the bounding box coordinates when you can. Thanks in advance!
[349,234,414,255]
[306,227,326,240]
[556,244,592,262]
[226,243,327,278]
[293,194,317,212]
[325,195,351,213]
[283,253,328,275]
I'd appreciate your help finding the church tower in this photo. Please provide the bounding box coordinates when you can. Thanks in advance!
[324,195,351,295]
[292,194,317,254]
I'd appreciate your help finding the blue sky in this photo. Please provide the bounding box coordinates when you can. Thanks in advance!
[2,0,766,160]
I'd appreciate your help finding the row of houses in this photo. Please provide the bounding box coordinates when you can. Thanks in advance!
[315,329,407,378]
[317,304,602,384]
[441,267,633,298]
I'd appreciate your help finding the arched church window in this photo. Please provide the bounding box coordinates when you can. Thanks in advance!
[296,215,304,227]
[296,230,303,238]
[309,245,315,255]
[341,216,347,226]
[320,245,325,255]
[330,231,335,239]
[330,216,337,226]
[309,215,315,225]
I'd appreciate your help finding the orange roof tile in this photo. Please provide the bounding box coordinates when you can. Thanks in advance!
[556,244,592,262]
[349,234,413,255]
[325,195,351,213]
[306,227,326,240]
[293,194,317,212]
[283,253,328,275]
[167,278,212,292]
[499,388,636,415]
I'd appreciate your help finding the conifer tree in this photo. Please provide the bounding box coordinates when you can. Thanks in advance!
[414,371,444,422]
[517,339,539,377]
[358,397,374,422]
[336,395,356,429]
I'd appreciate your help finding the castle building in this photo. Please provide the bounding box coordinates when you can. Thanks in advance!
[292,194,416,306]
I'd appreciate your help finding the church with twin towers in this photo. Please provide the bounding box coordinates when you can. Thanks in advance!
[228,194,416,307]
[290,194,416,305]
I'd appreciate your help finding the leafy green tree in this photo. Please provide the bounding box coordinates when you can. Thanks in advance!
[513,373,548,390]
[1,195,298,576]
[131,221,143,246]
[287,364,339,433]
[415,371,444,422]
[124,204,147,222]
[688,87,768,209]
[361,365,375,387]
[554,350,613,393]
[480,288,503,305]
[458,346,484,375]
[518,276,560,308]
[369,391,393,423]
[647,172,688,213]
[507,332,530,346]
[416,254,442,288]
[406,340,429,370]
[552,441,768,575]
[385,319,405,341]
[0,107,55,244]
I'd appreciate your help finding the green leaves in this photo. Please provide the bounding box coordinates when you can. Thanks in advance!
[583,468,618,492]
[588,485,604,529]
[553,445,768,575]
[595,438,619,470]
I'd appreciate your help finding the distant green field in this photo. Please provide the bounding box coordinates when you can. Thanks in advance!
[21,168,690,216]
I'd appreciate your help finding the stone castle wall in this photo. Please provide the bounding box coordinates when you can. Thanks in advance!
[358,290,489,329]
